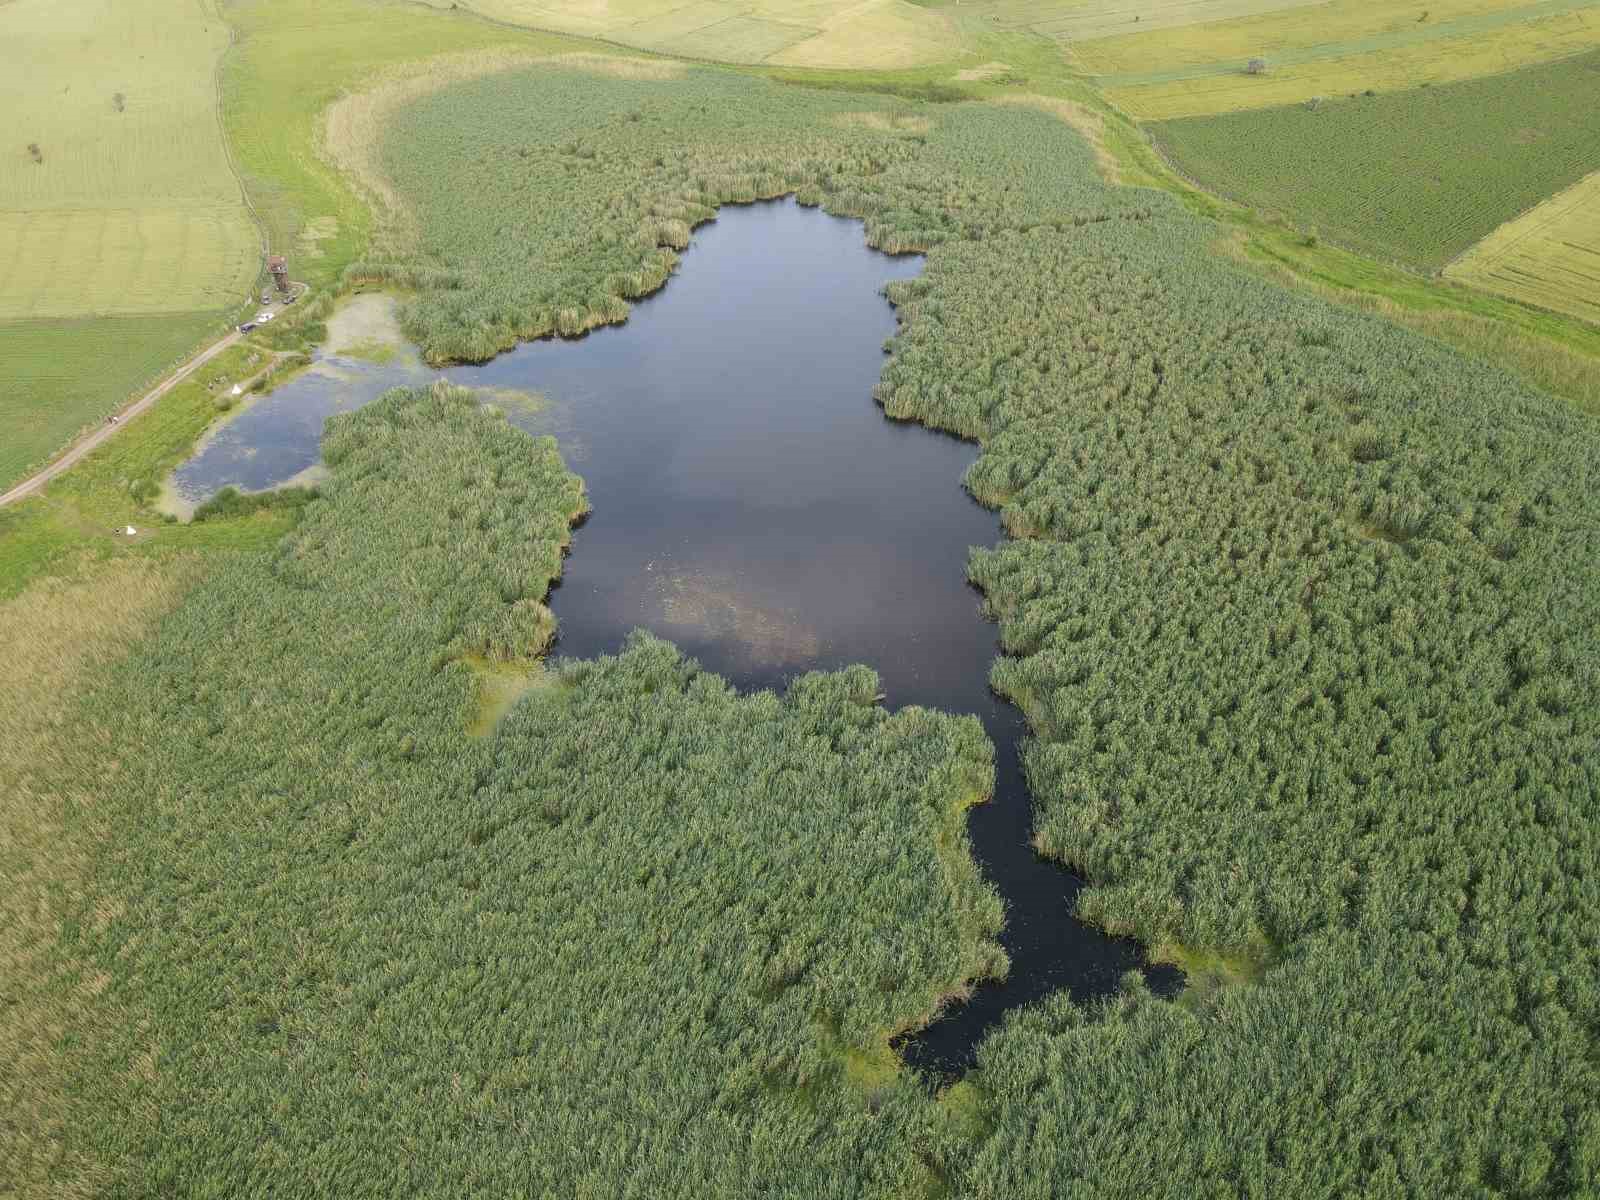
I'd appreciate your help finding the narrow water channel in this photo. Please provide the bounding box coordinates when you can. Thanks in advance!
[170,198,1177,1074]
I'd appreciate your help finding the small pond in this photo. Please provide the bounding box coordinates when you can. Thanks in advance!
[169,197,1178,1074]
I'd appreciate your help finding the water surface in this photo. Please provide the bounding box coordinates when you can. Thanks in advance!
[170,198,1177,1073]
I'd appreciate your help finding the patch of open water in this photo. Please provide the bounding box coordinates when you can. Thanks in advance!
[169,197,1178,1075]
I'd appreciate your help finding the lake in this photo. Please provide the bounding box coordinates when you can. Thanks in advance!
[169,196,1178,1074]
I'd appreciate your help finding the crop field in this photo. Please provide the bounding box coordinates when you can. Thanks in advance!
[420,0,966,67]
[1150,50,1600,268]
[0,0,258,494]
[1074,0,1589,74]
[12,60,1595,1196]
[0,0,257,316]
[943,0,1324,44]
[1061,0,1600,116]
[1447,167,1600,323]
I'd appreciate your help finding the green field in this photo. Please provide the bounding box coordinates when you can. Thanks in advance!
[7,58,1595,1196]
[1150,49,1600,268]
[426,0,966,67]
[0,312,224,489]
[1083,0,1600,116]
[0,0,265,492]
[0,0,257,318]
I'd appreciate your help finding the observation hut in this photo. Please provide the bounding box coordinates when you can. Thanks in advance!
[268,254,290,296]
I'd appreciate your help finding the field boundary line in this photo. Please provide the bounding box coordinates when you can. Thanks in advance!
[1444,165,1600,274]
[211,0,270,268]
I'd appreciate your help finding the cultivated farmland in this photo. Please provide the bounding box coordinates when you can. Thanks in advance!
[944,0,1327,43]
[1448,167,1600,323]
[1150,50,1600,268]
[1077,0,1600,116]
[0,0,256,317]
[419,0,966,67]
[0,0,258,492]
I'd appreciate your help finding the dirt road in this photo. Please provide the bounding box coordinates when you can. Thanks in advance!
[0,288,305,509]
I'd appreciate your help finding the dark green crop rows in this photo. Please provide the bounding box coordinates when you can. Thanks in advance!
[36,65,1600,1196]
[1149,50,1600,269]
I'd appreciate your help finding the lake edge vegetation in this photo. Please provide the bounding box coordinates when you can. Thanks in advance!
[6,25,1599,1200]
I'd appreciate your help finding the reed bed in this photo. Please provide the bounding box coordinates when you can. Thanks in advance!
[26,65,1600,1196]
[36,383,1005,1196]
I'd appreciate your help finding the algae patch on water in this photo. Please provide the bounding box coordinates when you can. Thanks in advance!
[461,654,559,737]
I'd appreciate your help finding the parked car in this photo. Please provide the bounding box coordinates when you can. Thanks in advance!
[255,311,275,324]
[238,321,258,333]
[283,293,297,305]
[261,292,273,304]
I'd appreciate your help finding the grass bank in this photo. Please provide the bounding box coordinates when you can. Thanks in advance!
[0,343,305,599]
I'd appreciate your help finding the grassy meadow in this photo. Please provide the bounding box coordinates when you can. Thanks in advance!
[219,0,594,299]
[0,312,226,490]
[1150,50,1600,268]
[1448,166,1600,323]
[0,340,303,599]
[942,0,1326,43]
[8,56,1595,1196]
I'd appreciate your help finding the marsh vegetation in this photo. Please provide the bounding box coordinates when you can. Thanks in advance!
[350,63,1600,1194]
[15,51,1600,1200]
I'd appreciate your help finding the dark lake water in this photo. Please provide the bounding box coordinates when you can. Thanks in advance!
[170,197,1178,1074]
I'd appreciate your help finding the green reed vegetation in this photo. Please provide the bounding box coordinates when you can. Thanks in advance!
[34,384,1005,1195]
[1149,49,1600,270]
[362,65,1597,1194]
[352,67,1151,362]
[23,62,1600,1196]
